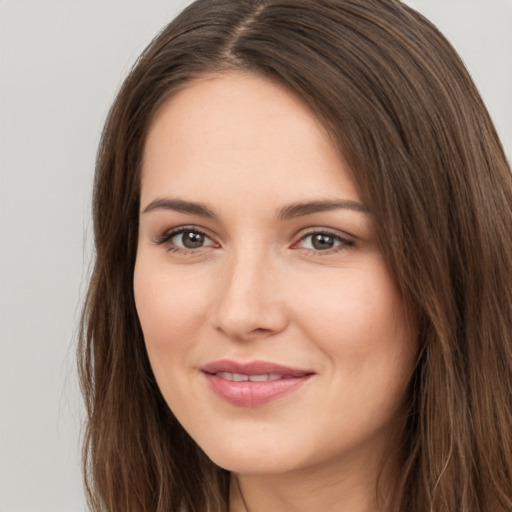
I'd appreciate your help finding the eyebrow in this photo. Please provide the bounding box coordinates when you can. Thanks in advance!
[141,197,369,219]
[142,198,217,218]
[277,200,370,220]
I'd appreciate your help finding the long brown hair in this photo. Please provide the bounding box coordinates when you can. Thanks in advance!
[79,0,512,510]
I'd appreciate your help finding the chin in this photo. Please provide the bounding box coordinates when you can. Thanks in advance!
[192,429,306,475]
[207,450,299,476]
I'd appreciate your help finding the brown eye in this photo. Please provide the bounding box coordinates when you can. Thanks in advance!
[158,227,217,251]
[296,230,353,253]
[179,230,205,249]
[311,233,336,250]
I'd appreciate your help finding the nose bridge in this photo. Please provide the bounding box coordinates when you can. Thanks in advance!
[213,243,286,340]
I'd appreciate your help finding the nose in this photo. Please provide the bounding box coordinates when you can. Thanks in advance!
[211,250,288,342]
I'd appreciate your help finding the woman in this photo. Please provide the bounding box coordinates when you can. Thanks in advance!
[78,0,512,510]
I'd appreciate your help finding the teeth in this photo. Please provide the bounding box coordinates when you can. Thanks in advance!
[215,372,284,382]
[248,374,269,382]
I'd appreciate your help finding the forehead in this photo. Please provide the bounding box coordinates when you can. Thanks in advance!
[140,71,360,208]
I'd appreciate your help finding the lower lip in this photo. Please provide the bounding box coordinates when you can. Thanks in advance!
[203,373,311,407]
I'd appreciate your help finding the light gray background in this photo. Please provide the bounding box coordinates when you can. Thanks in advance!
[1,1,511,511]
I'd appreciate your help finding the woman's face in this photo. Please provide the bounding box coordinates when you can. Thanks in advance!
[134,71,417,477]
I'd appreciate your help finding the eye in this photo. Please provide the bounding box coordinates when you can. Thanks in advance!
[156,227,217,251]
[294,231,353,252]
[174,230,208,249]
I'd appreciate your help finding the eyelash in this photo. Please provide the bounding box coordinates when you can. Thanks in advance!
[293,230,354,255]
[155,226,354,255]
[155,226,216,254]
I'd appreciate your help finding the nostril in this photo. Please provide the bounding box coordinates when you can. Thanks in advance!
[214,324,279,342]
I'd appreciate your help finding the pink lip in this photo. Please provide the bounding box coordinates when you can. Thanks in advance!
[200,359,314,407]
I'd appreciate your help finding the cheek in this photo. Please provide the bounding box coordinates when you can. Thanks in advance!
[295,268,407,340]
[133,257,212,358]
[291,263,416,388]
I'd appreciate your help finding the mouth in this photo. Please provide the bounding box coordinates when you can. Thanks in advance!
[213,372,292,382]
[200,360,315,407]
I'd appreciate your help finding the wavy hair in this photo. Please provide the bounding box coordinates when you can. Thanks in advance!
[79,0,512,510]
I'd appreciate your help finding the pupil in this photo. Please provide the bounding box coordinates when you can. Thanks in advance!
[183,231,204,249]
[312,234,334,250]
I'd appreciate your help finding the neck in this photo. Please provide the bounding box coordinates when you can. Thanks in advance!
[229,451,397,512]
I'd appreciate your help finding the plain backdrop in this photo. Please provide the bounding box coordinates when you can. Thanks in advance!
[1,1,511,511]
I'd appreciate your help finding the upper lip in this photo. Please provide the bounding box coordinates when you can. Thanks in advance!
[200,359,315,377]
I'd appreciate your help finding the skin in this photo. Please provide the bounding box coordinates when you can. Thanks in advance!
[134,71,417,512]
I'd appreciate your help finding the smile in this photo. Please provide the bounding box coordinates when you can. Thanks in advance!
[200,360,314,407]
[215,372,292,382]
